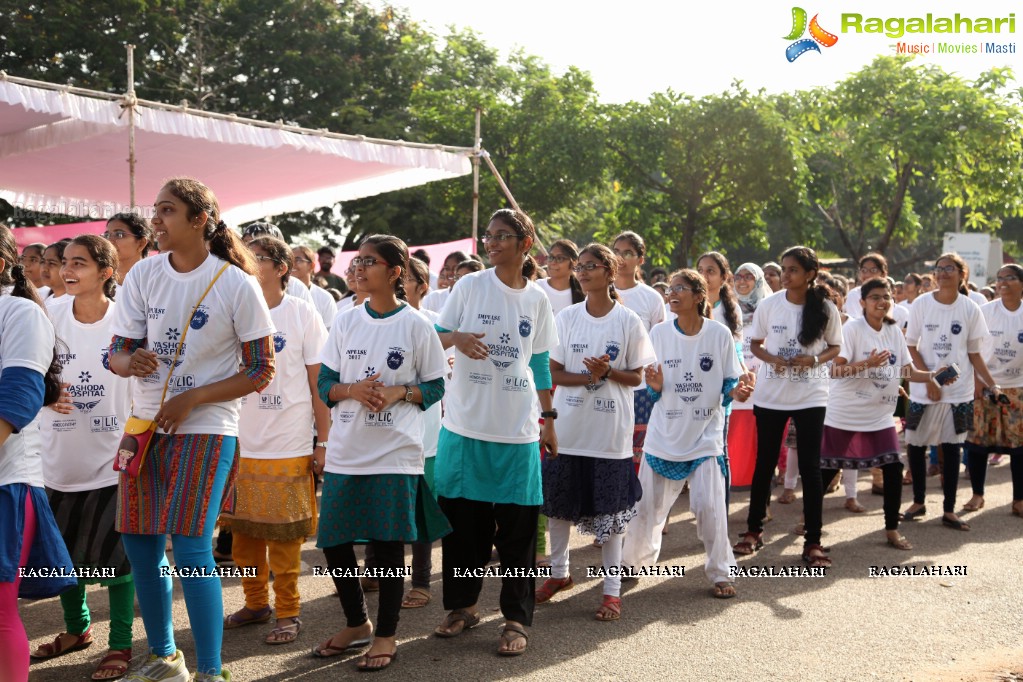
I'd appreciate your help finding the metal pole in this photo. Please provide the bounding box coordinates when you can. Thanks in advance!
[126,44,137,211]
[471,107,481,254]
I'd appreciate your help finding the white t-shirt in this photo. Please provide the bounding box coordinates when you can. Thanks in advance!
[417,308,443,459]
[429,270,440,290]
[44,293,69,310]
[712,298,743,341]
[535,278,575,317]
[825,318,910,431]
[616,282,666,332]
[645,318,741,462]
[749,290,844,410]
[286,277,314,305]
[844,285,863,318]
[551,302,655,459]
[239,296,327,459]
[336,295,357,316]
[111,254,275,436]
[438,269,558,444]
[906,292,987,404]
[319,304,447,474]
[978,299,1023,389]
[306,280,338,329]
[0,295,54,488]
[969,290,988,306]
[732,322,762,412]
[37,286,51,299]
[421,287,450,314]
[40,297,131,491]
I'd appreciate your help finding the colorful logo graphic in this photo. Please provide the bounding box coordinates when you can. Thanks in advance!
[785,7,839,62]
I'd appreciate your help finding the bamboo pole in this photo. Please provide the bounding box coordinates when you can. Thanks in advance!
[480,151,546,256]
[125,44,137,210]
[471,107,481,253]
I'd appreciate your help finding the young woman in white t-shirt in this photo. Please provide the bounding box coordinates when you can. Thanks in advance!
[108,178,277,682]
[536,239,586,317]
[431,209,557,656]
[41,240,69,305]
[33,236,136,679]
[19,242,46,290]
[314,235,448,671]
[538,244,654,620]
[223,237,328,646]
[0,225,76,682]
[844,252,888,320]
[103,212,154,285]
[623,269,751,599]
[610,231,665,465]
[735,246,843,569]
[823,278,946,551]
[421,250,469,314]
[902,253,999,532]
[962,264,1023,517]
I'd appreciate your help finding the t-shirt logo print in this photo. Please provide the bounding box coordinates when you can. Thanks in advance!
[363,366,377,378]
[386,347,405,370]
[950,322,963,335]
[519,316,532,338]
[190,305,209,330]
[100,349,110,371]
[488,332,519,370]
[699,354,714,371]
[1018,331,1023,344]
[273,333,287,353]
[605,342,621,361]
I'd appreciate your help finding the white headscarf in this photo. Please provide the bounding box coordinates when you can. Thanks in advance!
[735,263,773,327]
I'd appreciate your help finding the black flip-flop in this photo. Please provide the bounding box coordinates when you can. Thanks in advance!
[941,516,970,531]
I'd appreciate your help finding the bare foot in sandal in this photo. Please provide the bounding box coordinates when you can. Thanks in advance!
[312,622,372,658]
[498,621,528,656]
[595,595,621,621]
[357,636,397,671]
[712,582,737,599]
[265,617,301,645]
[434,607,480,637]
[401,587,431,609]
[886,530,912,550]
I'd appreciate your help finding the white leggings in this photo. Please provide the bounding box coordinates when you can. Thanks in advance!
[548,518,625,597]
[783,447,858,499]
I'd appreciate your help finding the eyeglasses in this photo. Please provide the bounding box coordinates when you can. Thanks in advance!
[613,249,638,259]
[667,285,694,294]
[548,255,571,264]
[293,256,312,264]
[102,230,134,240]
[865,295,893,303]
[859,266,881,275]
[253,255,280,265]
[934,265,958,275]
[996,275,1020,284]
[351,257,383,267]
[734,273,756,282]
[480,233,520,244]
[572,263,608,273]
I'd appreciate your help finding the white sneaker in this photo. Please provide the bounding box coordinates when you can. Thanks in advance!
[193,669,232,682]
[123,650,190,682]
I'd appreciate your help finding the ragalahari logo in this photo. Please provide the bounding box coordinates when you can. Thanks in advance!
[785,7,839,61]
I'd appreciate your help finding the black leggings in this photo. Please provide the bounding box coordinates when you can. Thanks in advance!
[964,445,1023,500]
[748,406,826,545]
[907,443,961,513]
[823,463,903,530]
[322,541,404,638]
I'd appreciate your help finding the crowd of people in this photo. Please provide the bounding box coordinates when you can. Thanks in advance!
[1,177,1021,681]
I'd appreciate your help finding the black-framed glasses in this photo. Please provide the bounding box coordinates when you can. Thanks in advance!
[351,257,383,267]
[293,256,313,264]
[480,233,520,244]
[613,249,638,259]
[865,294,893,303]
[253,255,280,265]
[548,255,571,264]
[102,230,134,240]
[934,265,958,275]
[572,263,608,273]
[734,272,756,282]
[996,275,1020,284]
[667,285,694,294]
[859,266,882,275]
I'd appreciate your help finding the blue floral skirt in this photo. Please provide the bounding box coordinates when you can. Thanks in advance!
[541,455,642,543]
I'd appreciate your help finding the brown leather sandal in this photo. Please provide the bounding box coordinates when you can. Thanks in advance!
[732,532,763,556]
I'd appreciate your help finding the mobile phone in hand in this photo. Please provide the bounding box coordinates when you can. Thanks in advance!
[932,363,960,386]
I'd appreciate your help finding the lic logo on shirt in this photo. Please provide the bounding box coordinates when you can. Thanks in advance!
[259,394,282,409]
[365,411,394,426]
[594,397,616,413]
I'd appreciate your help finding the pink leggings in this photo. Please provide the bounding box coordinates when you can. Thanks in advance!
[0,491,37,682]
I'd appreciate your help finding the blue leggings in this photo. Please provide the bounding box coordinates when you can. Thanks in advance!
[120,438,235,676]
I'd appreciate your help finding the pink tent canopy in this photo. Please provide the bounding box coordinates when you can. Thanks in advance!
[0,75,472,225]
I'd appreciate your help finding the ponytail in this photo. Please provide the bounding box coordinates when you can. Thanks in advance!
[209,221,257,276]
[10,263,42,307]
[718,284,740,335]
[569,273,585,304]
[163,178,257,276]
[799,283,833,346]
[394,271,408,301]
[609,282,620,302]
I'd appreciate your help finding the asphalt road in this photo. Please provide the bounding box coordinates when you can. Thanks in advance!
[24,462,1023,682]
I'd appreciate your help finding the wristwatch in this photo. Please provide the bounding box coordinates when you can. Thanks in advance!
[404,385,415,402]
[315,441,328,449]
[601,368,612,380]
[540,409,558,420]
[813,355,820,367]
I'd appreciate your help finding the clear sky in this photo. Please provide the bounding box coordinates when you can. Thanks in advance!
[379,0,1023,102]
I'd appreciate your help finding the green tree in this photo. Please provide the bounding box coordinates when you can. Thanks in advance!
[605,85,805,267]
[799,56,1023,262]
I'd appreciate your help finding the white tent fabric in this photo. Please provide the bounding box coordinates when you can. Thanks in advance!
[0,76,472,224]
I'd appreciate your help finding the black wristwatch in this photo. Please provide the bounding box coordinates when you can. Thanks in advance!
[540,409,558,420]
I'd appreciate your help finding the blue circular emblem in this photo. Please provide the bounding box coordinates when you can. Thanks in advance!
[273,333,286,353]
[190,308,209,330]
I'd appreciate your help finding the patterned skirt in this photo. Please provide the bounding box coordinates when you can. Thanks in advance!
[47,484,132,585]
[220,456,317,541]
[632,388,654,460]
[317,473,451,547]
[967,386,1023,451]
[820,426,901,470]
[541,455,642,543]
[117,434,238,537]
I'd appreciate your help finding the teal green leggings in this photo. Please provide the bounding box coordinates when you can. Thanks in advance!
[59,578,135,650]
